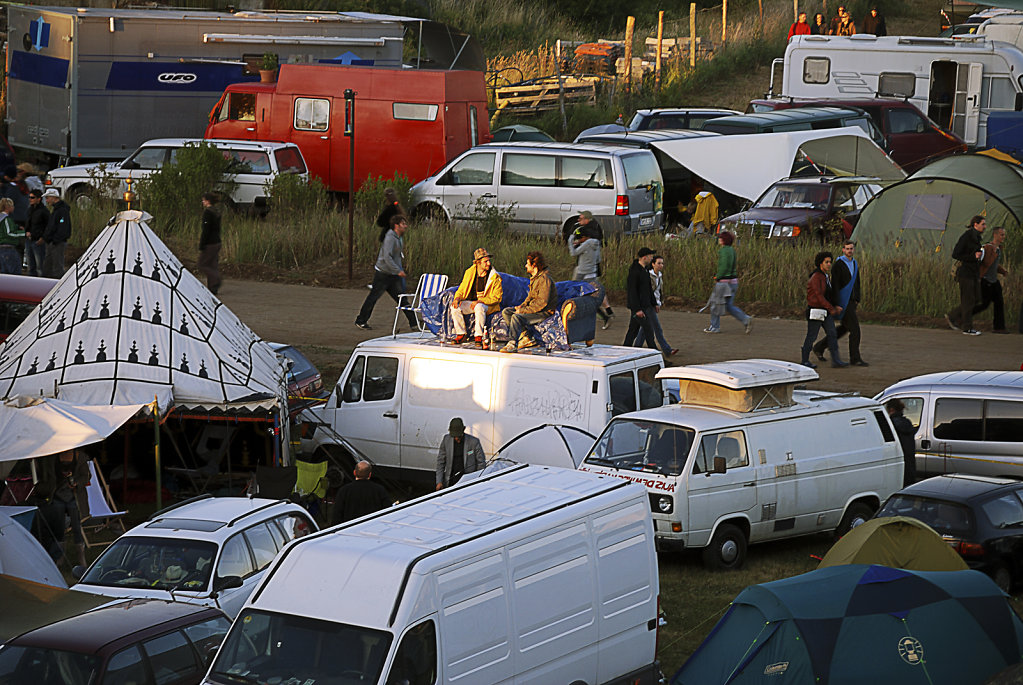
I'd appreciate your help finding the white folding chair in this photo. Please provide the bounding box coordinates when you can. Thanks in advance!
[81,461,127,548]
[394,273,448,337]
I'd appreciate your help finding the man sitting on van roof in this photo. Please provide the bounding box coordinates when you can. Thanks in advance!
[449,247,503,349]
[501,251,557,354]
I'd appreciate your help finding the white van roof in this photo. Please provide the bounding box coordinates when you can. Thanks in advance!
[249,465,636,629]
[878,370,1023,397]
[357,334,664,366]
[656,359,818,389]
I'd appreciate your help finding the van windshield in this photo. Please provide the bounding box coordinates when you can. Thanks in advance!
[208,610,392,685]
[585,419,695,476]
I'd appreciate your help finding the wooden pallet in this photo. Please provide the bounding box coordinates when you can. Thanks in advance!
[494,76,600,116]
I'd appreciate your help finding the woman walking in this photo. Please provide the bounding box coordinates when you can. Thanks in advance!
[800,251,848,368]
[705,231,753,334]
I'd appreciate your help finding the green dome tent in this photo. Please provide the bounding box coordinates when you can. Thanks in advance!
[817,516,968,572]
[851,154,1023,253]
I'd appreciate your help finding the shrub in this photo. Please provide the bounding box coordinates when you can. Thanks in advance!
[354,173,414,216]
[135,142,237,233]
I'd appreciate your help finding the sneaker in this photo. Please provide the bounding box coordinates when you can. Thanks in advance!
[744,316,755,335]
[519,336,539,349]
[473,336,484,349]
[668,348,679,357]
[601,311,615,330]
[831,360,850,368]
[500,342,517,353]
[801,361,818,369]
[813,348,827,362]
[703,327,720,334]
[447,334,466,345]
[354,321,372,330]
[963,329,982,336]
[944,314,959,331]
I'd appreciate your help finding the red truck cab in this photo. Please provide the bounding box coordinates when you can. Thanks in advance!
[205,64,491,192]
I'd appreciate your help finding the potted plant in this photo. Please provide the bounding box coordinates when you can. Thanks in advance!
[259,52,278,83]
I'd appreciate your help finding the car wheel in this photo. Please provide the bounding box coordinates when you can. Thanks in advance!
[702,523,747,570]
[413,203,448,227]
[562,216,581,242]
[68,185,96,210]
[991,564,1012,594]
[835,502,874,538]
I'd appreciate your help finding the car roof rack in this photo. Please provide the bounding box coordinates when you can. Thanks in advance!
[147,493,215,521]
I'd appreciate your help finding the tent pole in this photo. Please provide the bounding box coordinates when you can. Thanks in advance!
[153,396,162,511]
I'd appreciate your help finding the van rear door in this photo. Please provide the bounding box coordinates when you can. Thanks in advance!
[951,62,983,144]
[620,153,662,232]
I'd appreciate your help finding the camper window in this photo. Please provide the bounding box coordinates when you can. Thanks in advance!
[610,371,637,416]
[560,156,613,188]
[502,153,556,187]
[587,419,696,476]
[878,72,915,99]
[444,153,495,186]
[386,620,437,685]
[393,103,439,121]
[986,400,1023,442]
[363,357,399,402]
[638,364,663,410]
[294,98,330,131]
[802,57,830,84]
[342,356,366,404]
[694,431,749,474]
[983,76,1016,110]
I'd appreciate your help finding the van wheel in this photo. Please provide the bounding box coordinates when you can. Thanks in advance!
[702,523,747,570]
[835,502,874,539]
[68,185,96,210]
[413,203,448,227]
[563,216,581,241]
[991,564,1012,594]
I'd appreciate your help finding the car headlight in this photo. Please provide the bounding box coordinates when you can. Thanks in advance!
[773,225,799,238]
[657,496,673,513]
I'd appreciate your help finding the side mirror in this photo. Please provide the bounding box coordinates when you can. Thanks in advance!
[1016,92,1023,112]
[121,160,139,170]
[212,575,243,594]
[72,565,86,580]
[713,456,727,474]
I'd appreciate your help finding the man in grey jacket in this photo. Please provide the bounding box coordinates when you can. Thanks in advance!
[436,418,486,489]
[356,215,418,330]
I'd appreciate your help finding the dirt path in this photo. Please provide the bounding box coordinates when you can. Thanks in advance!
[219,279,1021,397]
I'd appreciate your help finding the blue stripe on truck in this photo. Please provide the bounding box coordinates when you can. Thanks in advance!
[104,62,258,92]
[9,51,69,88]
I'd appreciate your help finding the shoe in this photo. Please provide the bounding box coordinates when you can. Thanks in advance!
[354,321,372,330]
[473,336,484,349]
[801,361,818,369]
[744,316,755,335]
[813,348,827,362]
[852,359,870,367]
[500,342,517,353]
[668,348,679,357]
[447,334,466,345]
[481,339,490,350]
[703,327,720,333]
[944,314,959,331]
[519,337,539,349]
[963,329,982,336]
[602,311,615,330]
[831,360,849,368]
[993,329,1010,334]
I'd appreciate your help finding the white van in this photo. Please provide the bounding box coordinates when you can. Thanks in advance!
[303,335,665,484]
[769,35,1023,146]
[875,370,1023,479]
[202,465,661,685]
[579,359,904,568]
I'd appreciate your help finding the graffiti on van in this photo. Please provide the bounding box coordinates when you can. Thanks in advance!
[509,382,585,422]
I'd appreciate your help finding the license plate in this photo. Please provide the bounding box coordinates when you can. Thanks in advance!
[640,216,653,227]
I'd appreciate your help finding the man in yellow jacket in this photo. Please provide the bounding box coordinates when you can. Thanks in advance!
[450,247,503,348]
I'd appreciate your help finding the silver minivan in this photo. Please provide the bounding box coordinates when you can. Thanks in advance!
[876,371,1023,479]
[409,142,663,237]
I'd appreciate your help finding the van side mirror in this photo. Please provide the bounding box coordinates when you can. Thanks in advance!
[713,456,727,474]
[1016,92,1023,112]
[212,575,243,594]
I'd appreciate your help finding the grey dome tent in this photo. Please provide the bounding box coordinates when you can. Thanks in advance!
[851,154,1023,252]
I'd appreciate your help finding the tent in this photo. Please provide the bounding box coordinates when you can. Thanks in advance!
[0,574,110,643]
[0,510,66,588]
[818,516,969,572]
[673,564,1023,685]
[851,154,1023,252]
[456,425,594,484]
[0,209,289,464]
[651,127,906,202]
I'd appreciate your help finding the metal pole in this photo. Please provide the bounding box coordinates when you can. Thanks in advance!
[345,89,356,282]
[153,396,162,511]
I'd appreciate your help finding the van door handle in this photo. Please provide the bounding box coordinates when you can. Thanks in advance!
[920,439,930,450]
[383,411,398,419]
[320,135,328,140]
[245,127,255,132]
[480,193,496,199]
[743,481,756,487]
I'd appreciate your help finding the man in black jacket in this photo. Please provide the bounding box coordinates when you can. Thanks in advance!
[331,461,392,525]
[25,189,49,277]
[813,239,867,365]
[623,246,657,347]
[40,188,71,278]
[945,215,986,336]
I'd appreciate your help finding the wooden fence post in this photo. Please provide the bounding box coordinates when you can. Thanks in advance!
[655,11,664,92]
[689,3,696,68]
[793,0,798,21]
[624,15,635,95]
[722,0,727,44]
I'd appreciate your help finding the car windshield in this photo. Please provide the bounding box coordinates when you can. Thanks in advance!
[877,495,974,537]
[0,645,99,685]
[208,610,392,685]
[81,536,217,591]
[585,419,695,477]
[755,183,830,211]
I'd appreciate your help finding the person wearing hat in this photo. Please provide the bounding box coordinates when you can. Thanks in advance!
[16,162,43,195]
[449,247,503,348]
[41,187,71,278]
[25,188,49,277]
[623,247,658,348]
[436,418,485,490]
[569,211,614,328]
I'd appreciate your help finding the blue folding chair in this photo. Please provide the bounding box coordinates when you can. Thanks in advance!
[394,273,448,337]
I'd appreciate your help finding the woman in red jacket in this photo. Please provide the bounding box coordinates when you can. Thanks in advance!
[800,252,848,368]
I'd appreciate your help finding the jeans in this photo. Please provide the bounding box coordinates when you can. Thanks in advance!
[198,242,222,294]
[25,238,45,276]
[975,279,1005,330]
[710,281,750,330]
[948,275,981,331]
[43,241,66,278]
[801,315,842,364]
[358,270,417,328]
[502,307,546,347]
[634,309,672,353]
[623,307,658,348]
[813,301,862,362]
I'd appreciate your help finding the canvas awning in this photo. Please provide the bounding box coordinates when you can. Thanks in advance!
[651,127,905,202]
[0,575,111,642]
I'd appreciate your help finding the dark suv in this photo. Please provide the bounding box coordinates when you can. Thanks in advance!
[746,98,966,173]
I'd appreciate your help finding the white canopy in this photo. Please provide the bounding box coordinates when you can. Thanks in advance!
[651,127,906,202]
[0,509,66,588]
[0,210,286,413]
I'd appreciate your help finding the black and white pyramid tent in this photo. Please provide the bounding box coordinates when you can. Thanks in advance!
[0,210,286,412]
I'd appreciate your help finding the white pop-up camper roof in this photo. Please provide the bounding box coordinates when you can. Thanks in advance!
[657,359,819,411]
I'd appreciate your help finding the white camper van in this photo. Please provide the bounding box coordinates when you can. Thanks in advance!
[303,335,665,483]
[202,465,661,685]
[579,360,904,568]
[769,35,1023,146]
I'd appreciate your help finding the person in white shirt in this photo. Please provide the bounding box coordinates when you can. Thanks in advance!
[634,254,678,357]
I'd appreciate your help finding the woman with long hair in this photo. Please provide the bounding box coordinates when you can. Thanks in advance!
[800,251,848,368]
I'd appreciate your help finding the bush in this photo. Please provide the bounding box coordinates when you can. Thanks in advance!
[265,173,331,216]
[135,142,237,233]
[354,173,414,216]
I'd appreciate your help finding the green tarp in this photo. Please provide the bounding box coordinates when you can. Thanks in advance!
[851,154,1023,253]
[0,574,110,643]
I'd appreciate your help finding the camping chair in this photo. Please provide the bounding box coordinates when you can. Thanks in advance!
[80,461,127,548]
[394,273,448,337]
[251,465,298,500]
[166,424,236,495]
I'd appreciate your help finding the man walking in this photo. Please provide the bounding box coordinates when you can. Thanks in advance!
[356,215,417,331]
[635,254,678,356]
[330,461,392,524]
[25,189,48,277]
[623,247,657,348]
[500,251,557,353]
[945,215,986,336]
[975,226,1009,333]
[436,418,486,489]
[41,188,71,278]
[813,239,867,365]
[198,192,222,295]
[449,247,503,348]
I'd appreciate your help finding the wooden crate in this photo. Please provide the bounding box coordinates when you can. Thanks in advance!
[493,76,600,116]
